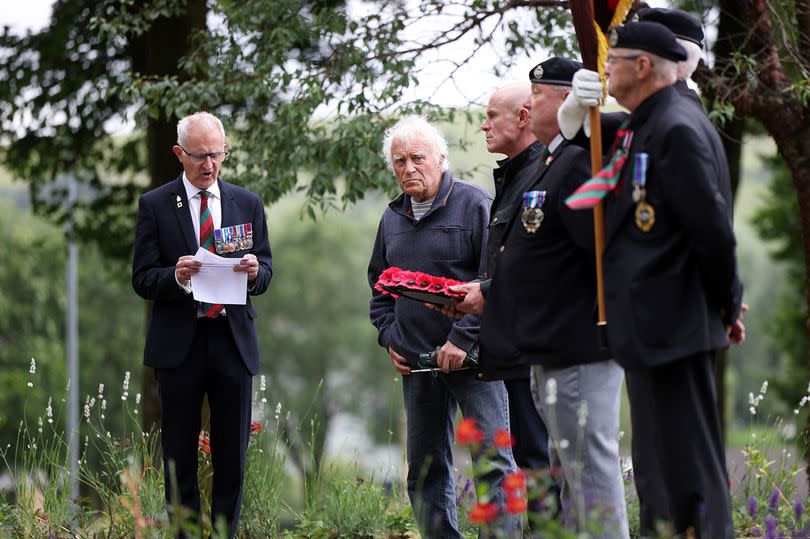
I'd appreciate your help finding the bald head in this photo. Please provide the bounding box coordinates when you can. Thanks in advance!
[481,83,537,158]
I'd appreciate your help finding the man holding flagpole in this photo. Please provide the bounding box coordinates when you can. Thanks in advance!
[565,22,743,538]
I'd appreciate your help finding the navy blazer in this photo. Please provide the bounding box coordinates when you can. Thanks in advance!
[132,175,273,375]
[602,86,742,370]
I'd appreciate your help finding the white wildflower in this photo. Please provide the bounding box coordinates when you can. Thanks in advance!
[558,438,569,449]
[84,404,91,420]
[260,375,266,392]
[37,417,43,433]
[760,380,768,395]
[135,393,142,405]
[29,358,36,374]
[46,398,53,424]
[749,406,757,415]
[545,378,558,405]
[98,384,104,399]
[101,399,106,410]
[577,401,588,428]
[618,431,625,441]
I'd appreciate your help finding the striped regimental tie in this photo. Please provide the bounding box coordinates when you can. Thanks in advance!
[199,190,224,317]
[565,124,633,210]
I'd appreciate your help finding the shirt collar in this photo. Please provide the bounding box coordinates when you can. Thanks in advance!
[182,173,221,200]
[547,133,564,154]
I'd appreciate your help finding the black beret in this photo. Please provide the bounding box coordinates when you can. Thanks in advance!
[609,21,688,62]
[638,8,704,47]
[528,57,583,86]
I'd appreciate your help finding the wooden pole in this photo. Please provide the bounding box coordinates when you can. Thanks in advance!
[589,106,608,348]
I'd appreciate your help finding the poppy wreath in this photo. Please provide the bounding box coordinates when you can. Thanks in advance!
[374,266,468,302]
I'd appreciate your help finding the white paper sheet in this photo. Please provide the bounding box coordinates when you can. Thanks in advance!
[190,247,248,305]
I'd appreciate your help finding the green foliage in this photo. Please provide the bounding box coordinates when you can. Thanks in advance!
[750,155,808,411]
[0,198,145,464]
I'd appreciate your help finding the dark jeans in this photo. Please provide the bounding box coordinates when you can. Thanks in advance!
[403,370,520,539]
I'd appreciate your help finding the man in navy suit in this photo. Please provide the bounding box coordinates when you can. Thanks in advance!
[132,111,272,538]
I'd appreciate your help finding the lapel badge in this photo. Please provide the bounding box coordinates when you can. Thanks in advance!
[176,195,183,208]
[521,190,547,234]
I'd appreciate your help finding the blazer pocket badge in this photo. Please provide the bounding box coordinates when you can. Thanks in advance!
[521,190,546,234]
[214,223,253,254]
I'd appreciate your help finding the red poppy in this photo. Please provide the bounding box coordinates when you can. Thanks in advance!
[469,502,499,523]
[493,429,515,449]
[505,493,528,514]
[503,470,526,491]
[250,420,262,435]
[455,418,484,445]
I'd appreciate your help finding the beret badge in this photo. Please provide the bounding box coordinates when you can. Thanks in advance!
[532,65,544,79]
[608,28,619,47]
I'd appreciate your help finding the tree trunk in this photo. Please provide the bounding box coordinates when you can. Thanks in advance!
[130,1,208,434]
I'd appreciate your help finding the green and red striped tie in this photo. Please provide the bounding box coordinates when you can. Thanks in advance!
[565,124,633,210]
[199,190,224,318]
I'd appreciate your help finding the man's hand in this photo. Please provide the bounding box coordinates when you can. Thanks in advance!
[234,253,260,283]
[726,303,749,345]
[175,255,201,286]
[388,346,412,376]
[437,341,467,373]
[449,282,484,315]
[425,282,483,319]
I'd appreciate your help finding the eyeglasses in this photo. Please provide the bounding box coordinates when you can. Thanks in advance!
[605,54,642,66]
[178,145,228,164]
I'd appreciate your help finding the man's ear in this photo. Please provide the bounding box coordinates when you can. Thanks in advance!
[172,145,183,161]
[517,107,530,128]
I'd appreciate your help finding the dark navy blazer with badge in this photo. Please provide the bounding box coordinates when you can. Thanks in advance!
[479,139,608,372]
[132,175,273,375]
[602,85,742,369]
[479,140,544,295]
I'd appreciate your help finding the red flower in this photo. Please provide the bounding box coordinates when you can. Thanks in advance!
[198,431,211,455]
[493,429,515,449]
[250,420,262,435]
[469,502,499,523]
[503,470,526,491]
[455,418,484,445]
[505,493,528,514]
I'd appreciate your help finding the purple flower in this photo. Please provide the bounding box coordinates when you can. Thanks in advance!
[768,488,780,512]
[796,499,805,522]
[748,496,759,519]
[765,514,778,539]
[750,525,763,537]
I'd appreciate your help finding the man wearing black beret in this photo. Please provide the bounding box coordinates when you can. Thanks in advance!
[448,57,629,539]
[638,7,705,107]
[557,7,706,142]
[566,21,744,539]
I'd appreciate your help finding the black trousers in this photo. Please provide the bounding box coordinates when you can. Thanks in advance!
[156,316,253,539]
[626,351,733,539]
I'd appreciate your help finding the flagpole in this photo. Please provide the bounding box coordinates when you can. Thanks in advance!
[589,107,608,349]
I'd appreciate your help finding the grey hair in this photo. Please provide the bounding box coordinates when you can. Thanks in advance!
[626,49,679,85]
[382,115,449,173]
[177,111,226,147]
[676,38,702,79]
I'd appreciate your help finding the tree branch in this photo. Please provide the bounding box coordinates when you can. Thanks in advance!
[795,0,810,74]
